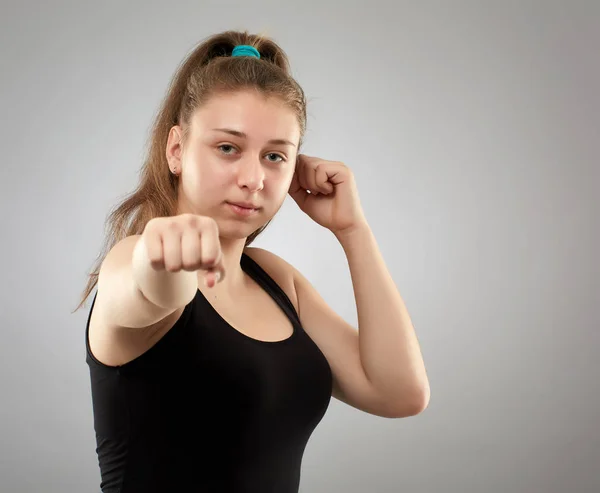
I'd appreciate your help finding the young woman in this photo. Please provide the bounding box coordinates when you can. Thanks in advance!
[77,30,429,493]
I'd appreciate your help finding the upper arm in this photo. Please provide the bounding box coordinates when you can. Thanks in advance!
[291,264,413,418]
[95,235,177,330]
[245,247,414,419]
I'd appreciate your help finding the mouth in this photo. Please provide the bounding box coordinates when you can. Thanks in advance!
[227,201,260,210]
[226,202,261,216]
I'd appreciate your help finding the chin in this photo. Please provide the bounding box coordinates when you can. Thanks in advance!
[216,220,267,240]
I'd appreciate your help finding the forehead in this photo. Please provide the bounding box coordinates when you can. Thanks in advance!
[192,90,300,141]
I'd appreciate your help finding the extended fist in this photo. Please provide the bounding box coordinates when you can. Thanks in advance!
[140,213,225,287]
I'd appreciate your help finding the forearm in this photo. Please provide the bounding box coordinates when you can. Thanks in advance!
[335,224,429,406]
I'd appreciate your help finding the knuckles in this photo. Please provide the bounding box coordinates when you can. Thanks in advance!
[147,213,219,236]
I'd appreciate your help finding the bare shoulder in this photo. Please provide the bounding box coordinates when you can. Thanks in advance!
[243,247,299,313]
[88,234,183,367]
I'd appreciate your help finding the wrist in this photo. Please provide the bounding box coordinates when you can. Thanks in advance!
[332,221,371,244]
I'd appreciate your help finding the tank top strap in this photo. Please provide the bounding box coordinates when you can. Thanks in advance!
[240,252,302,327]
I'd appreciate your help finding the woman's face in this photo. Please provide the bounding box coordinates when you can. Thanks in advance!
[167,89,301,240]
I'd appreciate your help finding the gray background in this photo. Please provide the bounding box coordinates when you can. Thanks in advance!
[1,1,598,492]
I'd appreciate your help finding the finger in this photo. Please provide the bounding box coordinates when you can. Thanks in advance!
[198,220,221,268]
[144,232,165,270]
[301,158,319,194]
[198,223,226,283]
[204,270,220,288]
[207,256,226,284]
[288,170,308,207]
[295,156,311,193]
[162,229,183,272]
[180,228,202,271]
[322,162,348,186]
[203,260,226,287]
[304,164,319,193]
[315,164,334,194]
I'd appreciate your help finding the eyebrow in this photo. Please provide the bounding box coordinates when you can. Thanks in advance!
[211,128,297,147]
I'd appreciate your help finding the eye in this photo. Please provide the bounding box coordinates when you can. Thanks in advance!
[217,144,237,155]
[265,153,285,163]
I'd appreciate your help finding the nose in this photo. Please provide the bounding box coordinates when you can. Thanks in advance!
[236,155,265,192]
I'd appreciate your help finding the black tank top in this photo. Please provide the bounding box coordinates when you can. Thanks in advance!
[85,253,333,493]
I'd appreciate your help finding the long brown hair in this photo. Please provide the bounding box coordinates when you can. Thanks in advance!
[74,30,307,312]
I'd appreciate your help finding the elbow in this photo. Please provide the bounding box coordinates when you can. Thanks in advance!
[409,382,431,415]
[409,388,430,416]
[388,386,430,418]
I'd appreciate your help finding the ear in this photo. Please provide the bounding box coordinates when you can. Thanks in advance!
[166,125,184,170]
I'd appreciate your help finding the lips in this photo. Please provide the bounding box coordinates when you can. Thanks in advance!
[227,201,259,210]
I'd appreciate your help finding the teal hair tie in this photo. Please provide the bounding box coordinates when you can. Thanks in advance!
[231,45,260,59]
